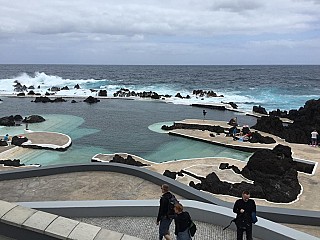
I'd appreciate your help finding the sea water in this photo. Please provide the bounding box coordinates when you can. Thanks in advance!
[0,97,253,165]
[0,65,319,165]
[0,65,319,111]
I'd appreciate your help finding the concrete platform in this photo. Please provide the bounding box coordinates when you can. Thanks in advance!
[0,200,141,240]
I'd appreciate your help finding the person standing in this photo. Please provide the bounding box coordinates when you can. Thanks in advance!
[311,130,318,147]
[173,203,192,240]
[233,126,238,140]
[157,184,174,240]
[202,110,207,120]
[233,191,256,240]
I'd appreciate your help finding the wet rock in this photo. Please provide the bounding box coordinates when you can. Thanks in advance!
[84,96,100,104]
[23,115,45,123]
[0,115,15,126]
[98,90,107,96]
[253,105,268,115]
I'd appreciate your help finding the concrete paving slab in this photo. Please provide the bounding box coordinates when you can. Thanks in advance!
[1,205,37,227]
[45,216,79,239]
[22,210,58,233]
[0,201,17,218]
[67,222,101,240]
[121,235,143,240]
[93,228,124,240]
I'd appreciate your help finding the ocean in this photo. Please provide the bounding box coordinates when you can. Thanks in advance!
[0,64,319,165]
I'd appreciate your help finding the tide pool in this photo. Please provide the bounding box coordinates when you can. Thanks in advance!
[1,114,251,165]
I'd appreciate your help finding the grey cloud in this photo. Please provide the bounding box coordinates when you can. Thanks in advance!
[0,0,319,37]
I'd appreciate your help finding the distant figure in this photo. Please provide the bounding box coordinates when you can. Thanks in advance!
[157,184,176,240]
[242,125,250,135]
[311,130,318,146]
[202,110,207,119]
[233,191,257,240]
[3,134,9,142]
[24,117,29,130]
[233,126,238,140]
[173,203,192,240]
[229,117,238,126]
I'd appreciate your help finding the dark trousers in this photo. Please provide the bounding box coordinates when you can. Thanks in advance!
[237,226,253,240]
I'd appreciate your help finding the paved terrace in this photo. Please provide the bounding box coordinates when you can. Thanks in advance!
[0,131,71,171]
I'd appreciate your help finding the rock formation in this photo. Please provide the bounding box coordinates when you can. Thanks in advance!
[161,122,225,133]
[189,144,301,203]
[11,136,28,146]
[252,98,320,144]
[0,115,23,126]
[23,115,46,123]
[110,154,149,167]
[84,96,100,104]
[98,90,107,96]
[248,131,276,144]
[0,159,25,167]
[33,96,67,103]
[253,105,268,115]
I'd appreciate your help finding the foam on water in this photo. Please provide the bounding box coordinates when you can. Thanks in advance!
[0,65,319,113]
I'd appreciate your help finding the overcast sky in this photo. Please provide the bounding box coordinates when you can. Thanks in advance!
[0,0,319,65]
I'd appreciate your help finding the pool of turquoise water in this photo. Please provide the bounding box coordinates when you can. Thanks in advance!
[0,114,251,165]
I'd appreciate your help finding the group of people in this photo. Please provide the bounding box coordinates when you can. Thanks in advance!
[227,125,252,142]
[157,184,257,240]
[157,184,194,240]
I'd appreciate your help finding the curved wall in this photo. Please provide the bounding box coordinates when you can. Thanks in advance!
[0,163,319,227]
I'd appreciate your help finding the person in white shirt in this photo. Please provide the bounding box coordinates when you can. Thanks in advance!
[311,130,319,146]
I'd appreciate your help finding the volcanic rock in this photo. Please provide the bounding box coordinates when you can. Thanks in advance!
[0,159,24,167]
[252,98,320,144]
[248,131,276,144]
[84,96,100,104]
[0,116,15,126]
[163,170,177,179]
[11,136,28,146]
[0,140,8,146]
[189,144,301,203]
[110,154,149,167]
[253,105,268,115]
[98,90,107,96]
[241,144,300,202]
[23,115,45,123]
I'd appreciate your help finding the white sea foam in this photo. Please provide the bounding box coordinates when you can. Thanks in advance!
[0,71,317,112]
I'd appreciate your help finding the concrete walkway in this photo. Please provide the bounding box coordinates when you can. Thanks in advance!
[73,216,262,240]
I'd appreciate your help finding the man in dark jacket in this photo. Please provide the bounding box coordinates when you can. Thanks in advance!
[233,191,256,240]
[156,184,174,240]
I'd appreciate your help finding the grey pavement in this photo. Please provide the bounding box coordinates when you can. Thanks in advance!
[73,217,262,240]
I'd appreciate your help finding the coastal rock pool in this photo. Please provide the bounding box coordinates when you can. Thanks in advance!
[0,97,254,165]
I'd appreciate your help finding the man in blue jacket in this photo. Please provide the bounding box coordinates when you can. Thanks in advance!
[233,191,257,240]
